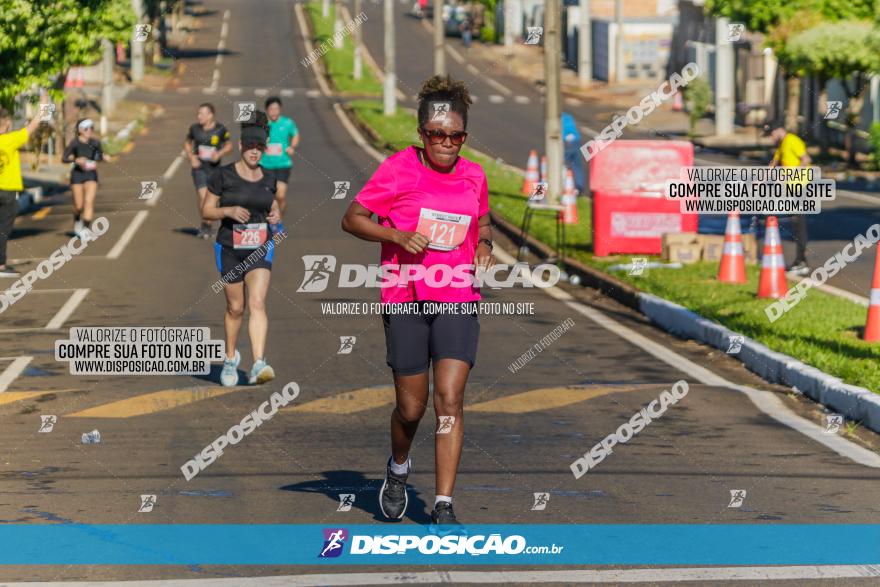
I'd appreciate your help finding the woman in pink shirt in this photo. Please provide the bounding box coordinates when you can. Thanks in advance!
[342,75,493,529]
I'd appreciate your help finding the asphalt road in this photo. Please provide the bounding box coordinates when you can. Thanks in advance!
[2,1,880,585]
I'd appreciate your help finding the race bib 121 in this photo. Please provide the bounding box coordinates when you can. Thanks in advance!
[415,208,471,251]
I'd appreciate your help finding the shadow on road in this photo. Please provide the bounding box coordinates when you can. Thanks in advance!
[281,469,433,524]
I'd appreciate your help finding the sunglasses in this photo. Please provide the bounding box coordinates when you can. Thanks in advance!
[242,142,266,152]
[420,127,468,146]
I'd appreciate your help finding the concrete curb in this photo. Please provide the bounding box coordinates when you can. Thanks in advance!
[638,294,880,433]
[489,199,880,434]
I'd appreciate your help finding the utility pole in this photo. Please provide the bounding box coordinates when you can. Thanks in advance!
[614,0,623,83]
[578,0,591,86]
[383,0,397,115]
[434,0,446,75]
[503,0,513,55]
[334,0,344,48]
[715,17,734,135]
[101,39,114,135]
[353,0,363,80]
[544,0,563,205]
[131,0,145,82]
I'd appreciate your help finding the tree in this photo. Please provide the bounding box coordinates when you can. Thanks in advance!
[785,21,880,166]
[704,1,877,131]
[0,0,136,108]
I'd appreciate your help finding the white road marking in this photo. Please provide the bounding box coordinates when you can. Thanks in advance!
[280,89,294,97]
[514,95,530,104]
[162,155,183,181]
[223,9,230,22]
[106,210,149,260]
[177,87,191,94]
[11,565,880,585]
[565,97,583,106]
[0,356,33,392]
[466,64,480,75]
[44,288,89,330]
[202,87,217,95]
[254,88,268,97]
[488,94,504,104]
[228,87,242,96]
[220,21,229,38]
[305,89,322,98]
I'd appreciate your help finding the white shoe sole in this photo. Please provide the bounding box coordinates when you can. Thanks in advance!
[378,470,408,520]
[250,365,275,385]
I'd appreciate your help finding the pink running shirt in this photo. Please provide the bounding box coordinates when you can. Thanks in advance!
[354,146,490,303]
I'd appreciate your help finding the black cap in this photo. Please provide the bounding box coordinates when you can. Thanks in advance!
[240,125,268,147]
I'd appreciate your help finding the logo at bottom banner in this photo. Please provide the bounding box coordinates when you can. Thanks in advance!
[319,528,529,557]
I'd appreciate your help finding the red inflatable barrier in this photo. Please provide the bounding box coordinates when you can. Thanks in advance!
[590,140,696,257]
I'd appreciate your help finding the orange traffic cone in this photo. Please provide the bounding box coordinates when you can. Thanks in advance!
[863,249,880,341]
[521,150,540,195]
[757,216,787,298]
[64,67,75,89]
[559,168,579,225]
[539,155,547,184]
[718,212,747,283]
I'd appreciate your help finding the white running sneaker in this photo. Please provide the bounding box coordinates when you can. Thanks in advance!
[248,358,275,385]
[220,350,241,387]
[74,219,84,236]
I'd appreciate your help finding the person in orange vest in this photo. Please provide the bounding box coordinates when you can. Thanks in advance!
[764,119,811,276]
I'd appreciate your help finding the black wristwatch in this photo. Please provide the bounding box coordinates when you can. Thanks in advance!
[478,238,493,251]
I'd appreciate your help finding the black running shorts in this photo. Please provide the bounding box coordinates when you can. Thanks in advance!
[382,302,480,376]
[70,169,98,184]
[271,167,291,184]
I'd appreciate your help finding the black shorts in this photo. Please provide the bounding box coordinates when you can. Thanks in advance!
[214,242,273,284]
[70,169,98,184]
[192,162,219,190]
[382,302,480,376]
[270,167,291,184]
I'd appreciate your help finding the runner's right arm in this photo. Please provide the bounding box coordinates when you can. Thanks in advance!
[201,169,249,222]
[184,125,201,167]
[342,158,428,254]
[341,202,428,254]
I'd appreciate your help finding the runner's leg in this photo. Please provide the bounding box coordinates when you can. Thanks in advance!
[243,268,271,362]
[223,281,245,360]
[793,215,808,265]
[432,358,469,497]
[391,373,429,464]
[71,183,84,221]
[275,180,288,215]
[82,180,98,225]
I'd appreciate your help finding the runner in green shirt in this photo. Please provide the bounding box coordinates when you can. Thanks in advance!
[261,97,300,215]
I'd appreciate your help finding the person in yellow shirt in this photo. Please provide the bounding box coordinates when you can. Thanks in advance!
[0,93,48,277]
[765,120,812,276]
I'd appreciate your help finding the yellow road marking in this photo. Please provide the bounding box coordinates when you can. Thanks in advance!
[32,206,52,220]
[466,384,659,414]
[0,389,79,406]
[67,386,241,418]
[285,386,395,414]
